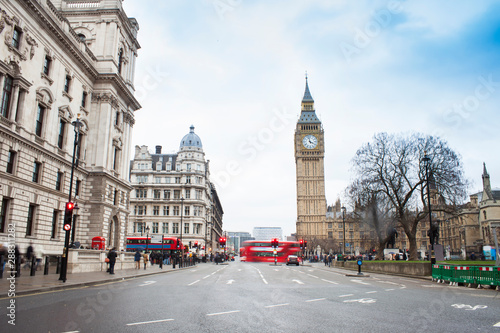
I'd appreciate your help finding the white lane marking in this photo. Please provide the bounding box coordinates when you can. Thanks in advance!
[188,280,200,286]
[338,294,354,298]
[227,279,235,284]
[203,275,211,279]
[451,304,488,311]
[127,318,174,326]
[385,289,395,291]
[344,298,377,304]
[265,303,289,308]
[292,279,304,285]
[61,331,80,333]
[494,322,500,327]
[207,310,241,316]
[351,279,370,285]
[238,269,242,271]
[366,291,377,294]
[306,298,326,302]
[321,279,338,284]
[307,274,319,279]
[274,269,279,271]
[262,279,268,284]
[139,281,157,287]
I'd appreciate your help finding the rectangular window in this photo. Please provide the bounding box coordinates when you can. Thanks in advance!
[152,222,159,234]
[338,232,343,238]
[43,56,51,75]
[75,179,81,196]
[162,223,168,234]
[35,104,45,137]
[164,190,170,199]
[163,206,169,216]
[0,75,13,118]
[185,189,191,199]
[175,177,180,184]
[115,111,120,126]
[0,197,10,233]
[195,224,201,234]
[328,231,333,239]
[176,164,180,171]
[26,204,36,236]
[184,206,190,216]
[32,161,41,183]
[64,75,71,93]
[81,91,87,108]
[166,164,171,171]
[172,223,179,234]
[113,147,119,171]
[155,177,161,184]
[153,206,159,216]
[51,210,59,238]
[173,190,180,199]
[173,206,179,216]
[6,150,16,174]
[184,223,189,234]
[153,190,161,199]
[134,222,144,234]
[186,163,191,171]
[56,171,63,191]
[12,26,21,49]
[58,119,66,149]
[186,176,191,184]
[328,223,332,229]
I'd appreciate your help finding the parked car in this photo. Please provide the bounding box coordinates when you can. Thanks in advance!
[286,255,300,266]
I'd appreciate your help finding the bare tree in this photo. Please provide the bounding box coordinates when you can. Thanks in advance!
[349,133,468,260]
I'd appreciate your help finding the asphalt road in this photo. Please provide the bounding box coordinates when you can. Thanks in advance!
[1,261,499,332]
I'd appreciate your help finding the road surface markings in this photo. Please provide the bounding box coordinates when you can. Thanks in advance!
[61,331,80,333]
[203,275,211,279]
[265,303,289,308]
[207,310,241,316]
[451,304,488,311]
[306,298,326,303]
[494,322,500,327]
[292,279,304,284]
[127,319,174,326]
[227,279,235,284]
[338,294,354,298]
[321,279,338,284]
[139,281,157,287]
[344,298,377,304]
[188,280,200,286]
[307,274,319,279]
[385,289,395,291]
[366,291,377,294]
[351,279,371,285]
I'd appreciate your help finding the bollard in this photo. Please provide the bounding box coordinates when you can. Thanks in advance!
[44,256,49,275]
[0,256,3,279]
[56,256,61,274]
[30,256,36,276]
[159,259,163,269]
[15,259,21,277]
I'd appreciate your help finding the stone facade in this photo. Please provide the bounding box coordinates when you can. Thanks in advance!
[128,127,224,255]
[0,0,140,255]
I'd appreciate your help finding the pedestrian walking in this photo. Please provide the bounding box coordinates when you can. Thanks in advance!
[107,247,117,274]
[134,250,141,269]
[35,246,44,270]
[143,252,149,270]
[24,243,34,269]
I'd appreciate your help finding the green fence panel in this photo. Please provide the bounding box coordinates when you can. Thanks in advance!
[475,266,497,286]
[496,267,500,286]
[453,266,474,284]
[441,265,454,282]
[432,264,442,280]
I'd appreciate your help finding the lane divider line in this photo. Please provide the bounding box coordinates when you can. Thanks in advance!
[306,298,326,302]
[188,280,200,286]
[265,303,289,308]
[207,310,241,316]
[127,318,174,326]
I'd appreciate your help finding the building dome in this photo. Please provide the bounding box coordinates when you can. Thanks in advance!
[180,125,203,149]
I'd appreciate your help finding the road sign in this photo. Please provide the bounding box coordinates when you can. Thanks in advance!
[151,235,163,243]
[63,224,71,231]
[346,243,349,247]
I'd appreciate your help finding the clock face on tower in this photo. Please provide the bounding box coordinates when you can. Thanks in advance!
[302,135,318,149]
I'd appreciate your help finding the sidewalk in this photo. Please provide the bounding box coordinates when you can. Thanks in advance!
[0,263,192,297]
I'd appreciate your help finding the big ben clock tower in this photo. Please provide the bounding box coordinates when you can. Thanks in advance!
[295,77,327,241]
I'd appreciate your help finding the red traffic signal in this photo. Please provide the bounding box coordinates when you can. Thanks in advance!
[299,239,304,247]
[194,241,198,248]
[66,202,75,211]
[271,238,279,248]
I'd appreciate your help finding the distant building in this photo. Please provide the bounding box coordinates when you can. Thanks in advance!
[253,227,282,241]
[128,126,223,254]
[227,231,253,252]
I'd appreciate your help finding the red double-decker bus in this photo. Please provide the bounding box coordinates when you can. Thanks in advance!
[126,237,183,253]
[240,240,301,263]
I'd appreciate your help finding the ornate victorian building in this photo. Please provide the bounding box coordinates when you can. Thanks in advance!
[128,126,224,255]
[0,0,140,254]
[294,78,327,242]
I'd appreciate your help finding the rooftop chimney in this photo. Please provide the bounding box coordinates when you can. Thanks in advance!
[155,145,162,154]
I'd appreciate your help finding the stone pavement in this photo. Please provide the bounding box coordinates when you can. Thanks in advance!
[0,263,192,297]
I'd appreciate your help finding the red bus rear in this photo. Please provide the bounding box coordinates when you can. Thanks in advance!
[241,240,300,263]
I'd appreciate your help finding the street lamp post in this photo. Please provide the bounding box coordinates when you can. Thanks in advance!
[179,197,184,259]
[59,115,82,282]
[342,206,346,258]
[422,153,435,264]
[145,226,150,253]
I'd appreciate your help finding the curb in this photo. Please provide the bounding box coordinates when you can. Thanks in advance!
[1,265,195,298]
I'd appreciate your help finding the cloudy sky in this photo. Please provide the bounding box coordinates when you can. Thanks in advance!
[122,0,500,237]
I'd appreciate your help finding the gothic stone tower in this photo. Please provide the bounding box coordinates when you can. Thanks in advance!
[295,78,327,241]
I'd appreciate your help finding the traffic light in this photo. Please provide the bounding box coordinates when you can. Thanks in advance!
[271,238,279,248]
[299,239,304,248]
[63,202,75,231]
[219,237,226,248]
[189,241,192,247]
[194,241,198,248]
[304,240,307,248]
[177,238,181,249]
